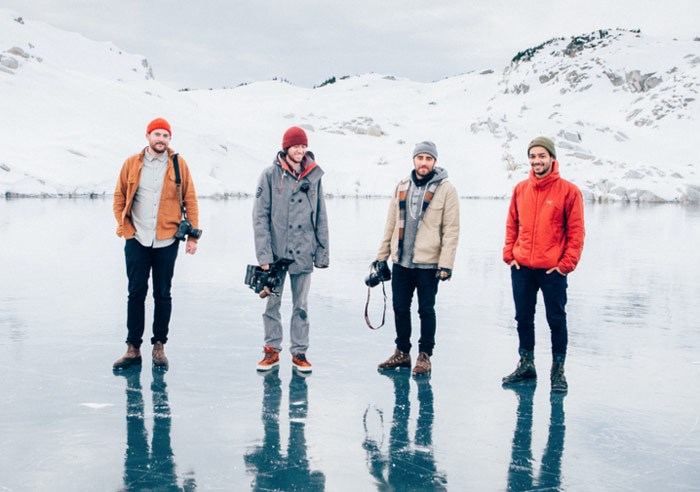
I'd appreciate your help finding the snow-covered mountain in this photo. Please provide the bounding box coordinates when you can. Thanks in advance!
[2,9,699,201]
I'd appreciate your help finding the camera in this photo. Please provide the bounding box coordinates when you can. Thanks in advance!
[244,258,294,298]
[174,218,203,241]
[365,261,391,287]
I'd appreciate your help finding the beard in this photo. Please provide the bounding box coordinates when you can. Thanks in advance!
[532,162,551,176]
[150,142,166,154]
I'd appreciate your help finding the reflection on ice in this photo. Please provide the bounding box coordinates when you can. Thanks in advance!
[115,366,196,491]
[506,383,565,491]
[245,368,325,490]
[363,371,447,490]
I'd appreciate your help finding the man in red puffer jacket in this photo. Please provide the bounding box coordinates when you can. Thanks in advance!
[502,136,585,393]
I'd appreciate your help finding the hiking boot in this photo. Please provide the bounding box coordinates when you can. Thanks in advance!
[551,360,568,393]
[412,352,432,375]
[113,343,142,369]
[256,346,280,371]
[377,348,411,370]
[502,350,537,385]
[292,353,313,373]
[152,341,169,367]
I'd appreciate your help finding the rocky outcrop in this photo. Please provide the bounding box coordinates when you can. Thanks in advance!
[625,70,663,92]
[321,116,384,136]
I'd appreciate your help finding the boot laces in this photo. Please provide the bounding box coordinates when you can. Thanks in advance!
[389,351,407,364]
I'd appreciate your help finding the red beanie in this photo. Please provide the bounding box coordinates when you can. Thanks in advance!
[146,118,172,135]
[282,126,308,149]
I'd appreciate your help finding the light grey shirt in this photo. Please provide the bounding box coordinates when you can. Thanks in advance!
[132,151,175,248]
[398,179,438,270]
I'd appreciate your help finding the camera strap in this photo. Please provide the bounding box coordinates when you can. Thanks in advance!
[172,153,187,218]
[364,278,387,330]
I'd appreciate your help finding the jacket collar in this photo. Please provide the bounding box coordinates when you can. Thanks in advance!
[139,146,174,160]
[528,160,560,189]
[276,151,319,181]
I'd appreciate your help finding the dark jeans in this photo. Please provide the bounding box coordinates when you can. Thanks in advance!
[124,239,179,348]
[511,266,568,356]
[391,264,440,356]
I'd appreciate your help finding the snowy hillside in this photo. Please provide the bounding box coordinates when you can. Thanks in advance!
[1,9,699,201]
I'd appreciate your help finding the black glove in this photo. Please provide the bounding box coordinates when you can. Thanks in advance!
[436,268,452,281]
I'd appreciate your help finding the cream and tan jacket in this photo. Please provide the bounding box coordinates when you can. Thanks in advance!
[377,170,460,270]
[113,147,199,241]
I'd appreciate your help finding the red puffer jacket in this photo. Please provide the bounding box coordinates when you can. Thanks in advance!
[503,161,585,274]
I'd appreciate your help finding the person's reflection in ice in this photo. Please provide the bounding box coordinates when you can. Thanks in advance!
[363,372,447,490]
[506,383,565,491]
[114,366,196,491]
[245,368,325,490]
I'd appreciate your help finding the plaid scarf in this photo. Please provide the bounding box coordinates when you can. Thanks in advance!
[396,177,440,258]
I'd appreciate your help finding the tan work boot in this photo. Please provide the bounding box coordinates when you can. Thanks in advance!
[113,343,142,369]
[378,348,411,370]
[152,341,169,367]
[412,352,432,375]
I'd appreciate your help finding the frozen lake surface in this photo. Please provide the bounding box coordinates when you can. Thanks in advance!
[1,198,699,491]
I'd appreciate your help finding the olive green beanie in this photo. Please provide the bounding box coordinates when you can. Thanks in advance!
[527,136,556,158]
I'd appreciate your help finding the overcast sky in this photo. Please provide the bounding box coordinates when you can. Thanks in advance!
[4,1,699,89]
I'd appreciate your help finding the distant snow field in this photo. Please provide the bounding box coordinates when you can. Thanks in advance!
[1,9,699,201]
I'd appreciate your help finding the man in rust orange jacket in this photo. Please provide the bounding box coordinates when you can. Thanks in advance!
[112,118,200,369]
[502,136,584,393]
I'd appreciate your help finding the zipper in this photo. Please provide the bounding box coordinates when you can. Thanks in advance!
[530,185,541,265]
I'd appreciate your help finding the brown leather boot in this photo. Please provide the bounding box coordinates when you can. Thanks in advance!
[412,352,432,375]
[378,348,411,370]
[113,343,142,369]
[152,341,169,367]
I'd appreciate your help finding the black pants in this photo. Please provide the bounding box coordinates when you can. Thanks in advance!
[511,266,568,356]
[124,239,178,348]
[391,264,440,356]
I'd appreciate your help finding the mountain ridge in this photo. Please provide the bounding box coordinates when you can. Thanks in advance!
[1,9,699,201]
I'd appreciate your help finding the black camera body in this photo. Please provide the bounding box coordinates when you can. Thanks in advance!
[174,218,203,241]
[245,258,295,298]
[365,261,391,287]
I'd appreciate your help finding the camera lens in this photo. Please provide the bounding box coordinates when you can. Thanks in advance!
[364,273,380,288]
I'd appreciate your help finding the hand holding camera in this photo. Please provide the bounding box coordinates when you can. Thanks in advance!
[365,260,391,287]
[244,258,295,298]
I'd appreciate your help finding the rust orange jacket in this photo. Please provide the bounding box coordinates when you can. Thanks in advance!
[113,147,199,241]
[503,161,584,274]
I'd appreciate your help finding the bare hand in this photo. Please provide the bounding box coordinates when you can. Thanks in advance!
[509,260,520,270]
[546,266,564,275]
[186,240,197,255]
[261,264,270,271]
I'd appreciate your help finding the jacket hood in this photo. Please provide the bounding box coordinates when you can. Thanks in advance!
[274,150,323,182]
[429,166,449,184]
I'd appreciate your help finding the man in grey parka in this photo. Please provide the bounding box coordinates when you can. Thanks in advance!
[253,126,329,373]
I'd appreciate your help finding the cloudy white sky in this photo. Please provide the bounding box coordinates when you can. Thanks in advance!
[4,0,698,89]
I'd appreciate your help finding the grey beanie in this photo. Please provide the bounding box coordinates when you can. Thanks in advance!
[413,141,438,160]
[527,136,556,158]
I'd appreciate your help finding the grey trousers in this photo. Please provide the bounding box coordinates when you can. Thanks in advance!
[262,271,311,355]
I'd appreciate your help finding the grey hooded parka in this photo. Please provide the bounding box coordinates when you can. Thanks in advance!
[253,151,329,275]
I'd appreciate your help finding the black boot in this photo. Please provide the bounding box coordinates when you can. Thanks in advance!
[551,356,568,393]
[502,350,537,385]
